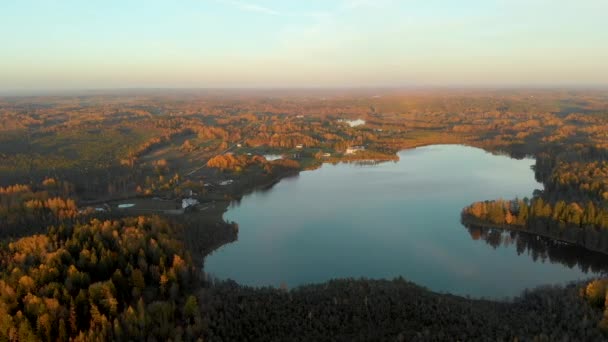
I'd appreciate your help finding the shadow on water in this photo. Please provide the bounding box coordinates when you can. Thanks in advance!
[229,173,301,209]
[464,223,608,275]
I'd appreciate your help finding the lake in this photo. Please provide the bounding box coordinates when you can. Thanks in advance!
[205,145,608,298]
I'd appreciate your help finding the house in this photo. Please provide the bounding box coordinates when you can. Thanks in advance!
[345,146,366,155]
[182,188,195,197]
[182,198,199,209]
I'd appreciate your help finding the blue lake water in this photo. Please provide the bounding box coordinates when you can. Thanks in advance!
[205,145,608,298]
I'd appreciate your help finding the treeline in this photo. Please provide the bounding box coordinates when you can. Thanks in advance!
[548,161,608,202]
[584,279,608,333]
[0,179,78,238]
[264,158,301,173]
[464,198,608,229]
[206,154,300,174]
[121,128,195,167]
[206,154,266,172]
[0,216,203,341]
[463,198,608,253]
[201,278,605,341]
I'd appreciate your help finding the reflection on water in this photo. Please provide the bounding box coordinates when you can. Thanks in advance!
[350,160,395,166]
[230,174,301,208]
[465,224,608,275]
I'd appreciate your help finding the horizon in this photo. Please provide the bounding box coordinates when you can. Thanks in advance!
[2,84,608,98]
[2,0,608,92]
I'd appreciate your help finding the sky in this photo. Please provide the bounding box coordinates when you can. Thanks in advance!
[1,0,607,91]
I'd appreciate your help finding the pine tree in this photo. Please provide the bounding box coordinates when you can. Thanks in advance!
[58,318,68,342]
[69,299,78,333]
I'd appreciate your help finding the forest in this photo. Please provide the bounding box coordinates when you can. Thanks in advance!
[1,89,608,339]
[0,216,202,341]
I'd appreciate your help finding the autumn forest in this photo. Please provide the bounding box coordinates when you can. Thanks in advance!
[1,89,608,340]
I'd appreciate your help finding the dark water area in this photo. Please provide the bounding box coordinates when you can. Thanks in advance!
[205,145,608,298]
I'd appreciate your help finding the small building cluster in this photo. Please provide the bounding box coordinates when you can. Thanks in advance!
[182,198,199,209]
[345,146,366,155]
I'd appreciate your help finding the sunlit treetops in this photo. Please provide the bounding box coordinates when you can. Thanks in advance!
[0,216,202,341]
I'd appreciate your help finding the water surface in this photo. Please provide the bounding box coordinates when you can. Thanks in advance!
[205,145,608,297]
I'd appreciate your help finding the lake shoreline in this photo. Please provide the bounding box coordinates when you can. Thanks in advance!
[203,144,602,299]
[196,144,607,339]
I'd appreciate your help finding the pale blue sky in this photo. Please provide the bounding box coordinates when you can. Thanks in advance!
[1,0,607,91]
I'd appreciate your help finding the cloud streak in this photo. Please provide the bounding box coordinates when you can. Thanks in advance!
[214,0,330,18]
[341,0,394,10]
[215,0,280,16]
